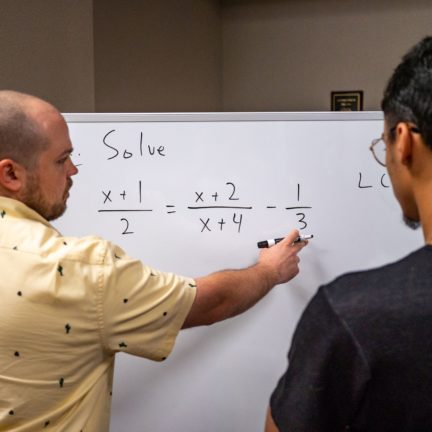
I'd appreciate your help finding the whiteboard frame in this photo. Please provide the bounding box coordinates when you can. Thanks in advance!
[59,110,424,432]
[64,111,383,123]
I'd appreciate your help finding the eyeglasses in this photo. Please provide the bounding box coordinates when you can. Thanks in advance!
[369,126,420,167]
[369,135,387,166]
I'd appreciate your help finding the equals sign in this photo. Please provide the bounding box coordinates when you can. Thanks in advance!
[166,205,176,214]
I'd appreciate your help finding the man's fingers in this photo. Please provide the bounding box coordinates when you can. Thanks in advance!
[278,230,300,246]
[293,239,308,251]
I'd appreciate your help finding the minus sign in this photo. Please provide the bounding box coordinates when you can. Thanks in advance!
[266,206,277,209]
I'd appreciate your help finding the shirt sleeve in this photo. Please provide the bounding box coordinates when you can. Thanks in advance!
[270,287,370,431]
[98,241,197,361]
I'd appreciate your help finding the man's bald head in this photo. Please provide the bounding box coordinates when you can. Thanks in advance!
[0,90,57,170]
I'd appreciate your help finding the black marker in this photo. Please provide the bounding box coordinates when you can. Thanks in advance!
[257,234,313,248]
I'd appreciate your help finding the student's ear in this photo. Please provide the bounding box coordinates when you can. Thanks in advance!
[394,122,414,166]
[0,159,26,192]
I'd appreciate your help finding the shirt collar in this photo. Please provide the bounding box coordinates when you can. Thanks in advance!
[0,196,58,231]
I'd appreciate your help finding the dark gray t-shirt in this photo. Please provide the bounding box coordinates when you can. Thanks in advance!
[270,246,432,432]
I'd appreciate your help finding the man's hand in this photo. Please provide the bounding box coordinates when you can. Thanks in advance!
[183,229,308,328]
[257,229,308,286]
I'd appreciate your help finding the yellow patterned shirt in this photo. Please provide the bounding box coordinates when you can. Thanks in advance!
[0,197,196,431]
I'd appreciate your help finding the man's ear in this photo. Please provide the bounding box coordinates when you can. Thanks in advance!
[0,159,26,192]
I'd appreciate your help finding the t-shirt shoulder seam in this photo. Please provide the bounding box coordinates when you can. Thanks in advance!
[321,286,371,375]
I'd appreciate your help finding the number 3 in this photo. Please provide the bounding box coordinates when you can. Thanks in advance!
[296,212,307,230]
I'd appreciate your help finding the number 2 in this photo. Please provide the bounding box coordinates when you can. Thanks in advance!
[121,218,134,234]
[226,182,239,201]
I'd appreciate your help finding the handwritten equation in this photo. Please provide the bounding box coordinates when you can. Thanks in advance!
[95,170,390,236]
[98,181,312,235]
[69,128,393,236]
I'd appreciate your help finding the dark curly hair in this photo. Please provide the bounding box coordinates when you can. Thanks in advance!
[381,36,432,149]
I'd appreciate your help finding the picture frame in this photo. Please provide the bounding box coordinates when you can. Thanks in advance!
[331,90,363,111]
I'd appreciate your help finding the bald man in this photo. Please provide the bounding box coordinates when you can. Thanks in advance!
[0,90,306,430]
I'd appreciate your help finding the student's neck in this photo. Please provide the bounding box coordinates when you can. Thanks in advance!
[423,227,432,246]
[417,195,432,245]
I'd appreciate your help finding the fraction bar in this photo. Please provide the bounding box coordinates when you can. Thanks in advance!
[285,206,312,210]
[98,209,153,212]
[188,206,253,210]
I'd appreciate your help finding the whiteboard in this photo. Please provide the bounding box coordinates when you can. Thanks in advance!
[55,112,423,432]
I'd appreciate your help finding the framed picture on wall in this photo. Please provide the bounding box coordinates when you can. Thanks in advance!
[331,91,363,111]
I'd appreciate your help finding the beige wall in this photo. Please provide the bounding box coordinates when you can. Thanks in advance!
[0,0,432,112]
[221,0,432,111]
[93,0,222,112]
[0,0,94,112]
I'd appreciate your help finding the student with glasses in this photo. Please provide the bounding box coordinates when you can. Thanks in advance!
[265,36,432,432]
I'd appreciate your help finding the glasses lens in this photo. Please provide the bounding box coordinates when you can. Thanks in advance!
[374,138,386,166]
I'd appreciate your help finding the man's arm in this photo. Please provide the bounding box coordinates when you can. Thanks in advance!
[182,230,306,328]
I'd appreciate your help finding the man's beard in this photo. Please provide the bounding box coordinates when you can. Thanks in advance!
[22,177,72,221]
[403,214,421,230]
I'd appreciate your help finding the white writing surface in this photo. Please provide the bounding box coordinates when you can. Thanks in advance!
[55,112,422,432]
